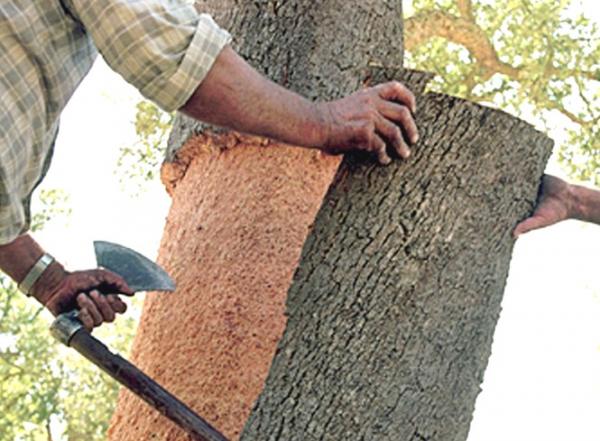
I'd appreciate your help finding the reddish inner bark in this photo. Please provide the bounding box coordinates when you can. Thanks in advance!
[108,134,341,440]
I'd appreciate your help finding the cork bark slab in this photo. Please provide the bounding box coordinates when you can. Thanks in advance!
[240,72,553,441]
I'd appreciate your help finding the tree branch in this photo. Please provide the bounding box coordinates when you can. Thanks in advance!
[469,84,512,103]
[0,351,26,373]
[548,66,599,82]
[405,10,598,127]
[456,0,474,22]
[0,371,24,382]
[405,12,599,84]
[405,11,521,79]
[46,418,54,441]
[548,101,596,127]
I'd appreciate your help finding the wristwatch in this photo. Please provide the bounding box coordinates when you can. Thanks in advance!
[18,253,55,296]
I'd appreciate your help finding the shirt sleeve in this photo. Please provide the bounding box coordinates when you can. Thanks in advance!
[0,181,29,245]
[0,131,56,245]
[64,0,231,112]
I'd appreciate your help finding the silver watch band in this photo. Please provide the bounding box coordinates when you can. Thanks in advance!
[18,253,55,296]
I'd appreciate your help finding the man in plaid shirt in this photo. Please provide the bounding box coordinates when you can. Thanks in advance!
[0,0,597,331]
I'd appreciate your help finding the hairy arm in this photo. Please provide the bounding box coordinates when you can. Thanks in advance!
[572,182,600,224]
[181,46,419,165]
[2,46,419,330]
[181,46,325,148]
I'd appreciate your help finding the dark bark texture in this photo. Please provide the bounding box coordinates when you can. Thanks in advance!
[240,69,553,440]
[168,0,405,158]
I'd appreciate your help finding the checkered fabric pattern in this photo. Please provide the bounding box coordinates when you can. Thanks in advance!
[0,0,231,244]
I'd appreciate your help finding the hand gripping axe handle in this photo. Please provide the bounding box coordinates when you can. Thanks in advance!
[50,241,229,441]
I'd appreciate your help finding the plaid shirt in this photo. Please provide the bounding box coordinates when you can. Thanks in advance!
[0,0,230,244]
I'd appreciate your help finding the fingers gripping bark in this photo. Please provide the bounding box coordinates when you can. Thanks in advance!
[375,115,407,162]
[377,81,417,114]
[319,80,419,164]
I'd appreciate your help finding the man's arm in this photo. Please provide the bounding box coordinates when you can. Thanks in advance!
[572,181,600,224]
[514,175,600,236]
[65,0,419,165]
[0,234,132,331]
[181,46,419,165]
[4,20,420,330]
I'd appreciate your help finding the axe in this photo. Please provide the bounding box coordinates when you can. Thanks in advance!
[50,241,228,441]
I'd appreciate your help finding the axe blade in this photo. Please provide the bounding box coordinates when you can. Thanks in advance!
[94,241,175,292]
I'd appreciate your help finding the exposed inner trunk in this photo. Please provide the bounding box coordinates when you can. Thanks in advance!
[108,137,341,440]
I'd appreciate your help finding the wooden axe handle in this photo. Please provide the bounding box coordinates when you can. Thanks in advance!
[66,325,229,441]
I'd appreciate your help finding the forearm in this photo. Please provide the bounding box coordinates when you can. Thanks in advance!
[570,183,600,225]
[180,45,327,148]
[0,235,67,304]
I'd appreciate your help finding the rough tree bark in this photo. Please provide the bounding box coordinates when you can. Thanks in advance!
[109,1,552,440]
[240,69,552,440]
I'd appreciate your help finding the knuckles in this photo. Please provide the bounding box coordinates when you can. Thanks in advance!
[326,81,416,158]
[46,269,129,327]
[398,105,410,119]
[390,127,402,144]
[390,81,407,94]
[355,123,375,146]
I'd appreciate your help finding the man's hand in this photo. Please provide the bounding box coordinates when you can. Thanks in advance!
[38,269,133,331]
[514,175,574,237]
[514,174,600,237]
[0,234,134,332]
[316,82,418,165]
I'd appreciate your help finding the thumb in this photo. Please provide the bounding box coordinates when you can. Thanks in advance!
[93,269,134,296]
[513,215,548,237]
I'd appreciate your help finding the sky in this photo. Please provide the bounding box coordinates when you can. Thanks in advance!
[29,3,600,441]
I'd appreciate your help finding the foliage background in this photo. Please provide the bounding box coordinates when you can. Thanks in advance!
[405,0,598,184]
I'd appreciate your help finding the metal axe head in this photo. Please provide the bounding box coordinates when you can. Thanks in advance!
[94,241,175,292]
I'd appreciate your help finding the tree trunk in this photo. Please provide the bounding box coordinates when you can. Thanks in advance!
[108,1,552,440]
[240,69,552,441]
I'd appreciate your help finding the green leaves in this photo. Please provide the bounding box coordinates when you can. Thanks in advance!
[117,1,598,187]
[117,101,173,191]
[406,0,599,184]
[1,278,64,440]
[0,190,139,440]
[30,189,71,233]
